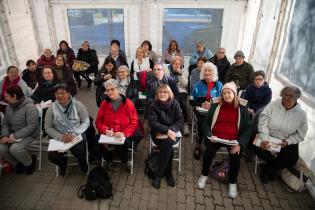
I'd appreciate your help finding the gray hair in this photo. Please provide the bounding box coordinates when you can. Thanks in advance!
[280,86,302,99]
[196,41,205,47]
[118,65,129,73]
[103,78,119,89]
[216,47,225,53]
[200,62,219,82]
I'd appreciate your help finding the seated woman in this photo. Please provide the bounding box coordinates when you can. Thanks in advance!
[130,47,154,81]
[166,56,189,136]
[0,66,30,112]
[45,84,90,176]
[141,40,158,64]
[75,41,99,88]
[189,41,213,73]
[192,62,222,159]
[161,40,184,65]
[0,86,38,175]
[32,66,60,105]
[96,79,138,164]
[54,55,77,96]
[197,82,252,198]
[108,45,128,68]
[243,70,272,115]
[254,86,308,184]
[148,84,184,189]
[37,48,56,68]
[94,57,117,107]
[22,60,42,91]
[56,40,76,68]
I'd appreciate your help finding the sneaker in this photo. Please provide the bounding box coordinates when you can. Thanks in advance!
[183,124,189,136]
[228,183,238,198]
[59,164,67,176]
[25,155,37,175]
[14,162,25,174]
[197,175,208,189]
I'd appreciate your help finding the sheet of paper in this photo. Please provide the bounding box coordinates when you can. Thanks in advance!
[208,136,239,146]
[98,135,126,145]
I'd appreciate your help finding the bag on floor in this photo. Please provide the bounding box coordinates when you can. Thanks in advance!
[78,166,113,200]
[209,159,229,183]
[144,152,160,179]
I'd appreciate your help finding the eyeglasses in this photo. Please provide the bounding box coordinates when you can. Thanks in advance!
[106,87,117,92]
[153,68,163,72]
[118,71,127,74]
[217,51,225,54]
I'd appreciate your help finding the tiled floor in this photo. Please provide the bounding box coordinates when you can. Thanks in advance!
[0,87,314,210]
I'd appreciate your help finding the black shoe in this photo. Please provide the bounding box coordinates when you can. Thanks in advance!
[193,147,201,160]
[59,164,67,176]
[25,155,37,175]
[77,80,81,88]
[259,164,269,184]
[87,80,92,88]
[79,161,88,174]
[152,176,161,189]
[166,174,176,187]
[14,162,25,174]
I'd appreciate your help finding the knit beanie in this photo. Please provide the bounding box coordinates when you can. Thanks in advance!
[222,82,237,96]
[234,50,245,59]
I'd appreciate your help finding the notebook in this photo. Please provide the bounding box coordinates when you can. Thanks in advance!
[98,134,126,145]
[207,136,239,146]
[196,106,209,113]
[48,134,83,153]
[253,134,282,153]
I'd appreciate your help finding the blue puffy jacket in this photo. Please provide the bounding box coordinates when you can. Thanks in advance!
[192,80,223,106]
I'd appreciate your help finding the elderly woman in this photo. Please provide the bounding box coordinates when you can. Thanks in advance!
[166,56,189,136]
[0,66,30,105]
[189,41,213,72]
[37,48,56,68]
[75,41,99,88]
[192,62,223,159]
[56,40,76,68]
[0,86,38,175]
[254,86,308,184]
[45,84,90,176]
[96,79,138,164]
[108,45,128,68]
[94,57,117,107]
[130,47,154,81]
[54,55,77,96]
[141,40,158,64]
[197,82,252,198]
[161,40,184,65]
[148,84,184,189]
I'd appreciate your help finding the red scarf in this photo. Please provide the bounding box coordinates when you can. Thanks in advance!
[1,76,20,99]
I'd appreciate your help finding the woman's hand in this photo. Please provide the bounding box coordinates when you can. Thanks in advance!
[105,129,114,136]
[280,141,288,148]
[167,129,177,141]
[248,108,254,114]
[7,134,16,144]
[230,144,241,155]
[62,133,72,143]
[104,74,112,80]
[113,132,125,138]
[0,137,9,144]
[260,141,269,150]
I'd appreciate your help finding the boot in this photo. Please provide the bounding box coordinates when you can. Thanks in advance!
[165,151,175,187]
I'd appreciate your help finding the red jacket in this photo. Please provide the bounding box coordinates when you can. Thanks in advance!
[96,96,138,137]
[37,55,56,68]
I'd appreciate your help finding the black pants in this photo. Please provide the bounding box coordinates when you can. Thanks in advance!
[73,71,92,84]
[100,137,133,163]
[254,143,299,175]
[152,137,177,177]
[202,141,241,184]
[178,93,188,123]
[194,109,207,144]
[48,140,87,167]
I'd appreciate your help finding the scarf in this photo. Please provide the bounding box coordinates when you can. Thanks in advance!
[157,99,173,110]
[1,76,20,99]
[52,97,79,134]
[119,78,129,95]
[169,66,181,83]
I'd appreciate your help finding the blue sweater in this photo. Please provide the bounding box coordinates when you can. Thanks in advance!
[192,80,222,106]
[243,82,272,112]
[189,48,213,65]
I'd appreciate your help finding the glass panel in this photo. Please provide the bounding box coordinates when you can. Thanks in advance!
[279,0,315,95]
[163,8,223,55]
[67,9,125,55]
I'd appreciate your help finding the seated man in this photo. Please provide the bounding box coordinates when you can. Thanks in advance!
[209,47,230,83]
[0,86,38,175]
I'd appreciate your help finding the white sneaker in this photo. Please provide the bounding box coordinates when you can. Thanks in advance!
[183,124,189,136]
[228,183,238,198]
[197,175,208,189]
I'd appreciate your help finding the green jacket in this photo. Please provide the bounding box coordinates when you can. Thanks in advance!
[224,61,254,90]
[202,102,252,148]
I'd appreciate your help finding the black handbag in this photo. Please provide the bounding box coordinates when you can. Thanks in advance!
[144,152,160,179]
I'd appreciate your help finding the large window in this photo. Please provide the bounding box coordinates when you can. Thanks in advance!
[67,9,125,55]
[279,0,315,97]
[163,8,223,55]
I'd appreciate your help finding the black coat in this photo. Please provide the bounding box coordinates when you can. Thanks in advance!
[209,55,230,83]
[148,99,184,137]
[77,48,99,74]
[22,68,42,89]
[31,81,58,104]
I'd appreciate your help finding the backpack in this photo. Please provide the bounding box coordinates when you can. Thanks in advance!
[144,152,160,180]
[209,159,229,183]
[78,166,113,200]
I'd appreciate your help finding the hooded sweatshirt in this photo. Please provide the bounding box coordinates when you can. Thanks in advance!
[258,98,308,145]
